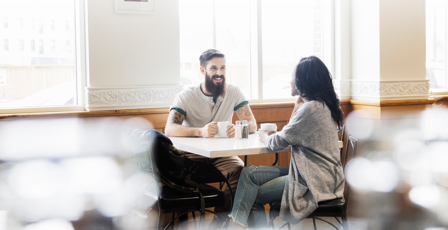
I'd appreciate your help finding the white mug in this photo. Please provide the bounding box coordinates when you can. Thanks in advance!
[260,123,277,132]
[217,121,230,137]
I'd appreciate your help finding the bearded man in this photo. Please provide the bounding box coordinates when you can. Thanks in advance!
[165,49,257,220]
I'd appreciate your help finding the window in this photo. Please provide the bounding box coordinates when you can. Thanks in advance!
[0,0,81,110]
[19,40,24,51]
[179,0,334,101]
[66,40,71,52]
[426,0,447,92]
[66,20,70,31]
[38,19,43,34]
[50,40,55,52]
[3,39,9,51]
[30,40,35,51]
[3,17,8,29]
[39,40,44,54]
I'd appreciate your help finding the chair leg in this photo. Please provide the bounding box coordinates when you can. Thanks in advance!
[192,211,197,230]
[157,201,162,230]
[335,217,342,225]
[279,222,291,230]
[342,214,349,230]
[313,218,317,230]
[314,217,339,230]
[164,211,191,230]
[171,212,175,230]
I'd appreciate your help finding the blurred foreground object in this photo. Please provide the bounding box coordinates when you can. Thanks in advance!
[0,117,159,230]
[345,108,448,230]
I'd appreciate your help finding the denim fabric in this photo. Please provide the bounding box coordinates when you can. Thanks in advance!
[229,165,288,228]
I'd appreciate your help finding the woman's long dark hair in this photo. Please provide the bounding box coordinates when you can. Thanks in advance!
[295,56,344,129]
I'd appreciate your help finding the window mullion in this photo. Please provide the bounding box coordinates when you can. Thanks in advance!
[257,0,263,100]
[249,0,263,100]
[75,0,88,109]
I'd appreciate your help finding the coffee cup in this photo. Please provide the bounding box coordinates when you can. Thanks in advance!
[217,121,230,137]
[260,123,277,132]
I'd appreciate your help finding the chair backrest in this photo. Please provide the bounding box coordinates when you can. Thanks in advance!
[338,125,346,159]
[338,125,346,143]
[342,134,358,210]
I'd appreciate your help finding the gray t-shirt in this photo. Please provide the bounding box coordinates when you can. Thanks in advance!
[170,83,248,127]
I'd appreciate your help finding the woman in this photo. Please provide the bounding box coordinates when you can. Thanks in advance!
[228,56,345,228]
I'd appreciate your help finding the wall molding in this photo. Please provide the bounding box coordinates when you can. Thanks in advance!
[350,79,430,100]
[84,85,184,111]
[333,79,351,100]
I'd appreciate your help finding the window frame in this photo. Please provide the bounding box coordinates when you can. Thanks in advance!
[246,0,335,104]
[426,0,448,95]
[0,0,88,114]
[179,0,335,104]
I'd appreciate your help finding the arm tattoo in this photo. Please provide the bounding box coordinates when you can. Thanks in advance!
[169,110,185,125]
[236,104,251,116]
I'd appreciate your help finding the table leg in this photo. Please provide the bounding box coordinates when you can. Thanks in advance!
[272,153,278,166]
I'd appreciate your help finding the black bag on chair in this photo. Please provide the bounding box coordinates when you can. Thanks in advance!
[129,129,214,221]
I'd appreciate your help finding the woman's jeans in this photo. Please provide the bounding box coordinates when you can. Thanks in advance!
[229,165,289,228]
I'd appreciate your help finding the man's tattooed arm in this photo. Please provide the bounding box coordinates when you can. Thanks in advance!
[236,104,252,117]
[168,110,185,125]
[235,104,257,133]
[165,110,203,137]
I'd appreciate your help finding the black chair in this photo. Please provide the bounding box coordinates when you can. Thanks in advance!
[268,134,358,230]
[129,129,229,230]
[338,125,346,160]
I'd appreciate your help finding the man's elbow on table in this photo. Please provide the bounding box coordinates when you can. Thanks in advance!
[164,124,177,137]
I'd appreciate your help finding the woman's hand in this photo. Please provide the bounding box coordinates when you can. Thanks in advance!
[258,130,269,144]
[291,96,305,120]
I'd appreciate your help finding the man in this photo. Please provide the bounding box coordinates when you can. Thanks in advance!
[165,49,257,215]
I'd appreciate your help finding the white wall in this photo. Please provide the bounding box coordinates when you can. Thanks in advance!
[351,0,380,81]
[348,0,428,101]
[379,0,426,81]
[87,0,180,88]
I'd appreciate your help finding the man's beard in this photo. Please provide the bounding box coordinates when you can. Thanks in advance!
[205,72,226,97]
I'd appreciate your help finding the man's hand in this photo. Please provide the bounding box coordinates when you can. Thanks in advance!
[201,122,217,138]
[226,124,235,138]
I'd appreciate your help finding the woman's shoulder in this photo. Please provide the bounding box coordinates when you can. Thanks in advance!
[305,100,330,112]
[292,100,329,120]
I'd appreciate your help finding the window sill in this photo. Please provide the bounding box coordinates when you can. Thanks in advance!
[0,106,86,116]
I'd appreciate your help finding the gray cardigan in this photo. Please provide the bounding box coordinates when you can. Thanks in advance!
[266,100,344,225]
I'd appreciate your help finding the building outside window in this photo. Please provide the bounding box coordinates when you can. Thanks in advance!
[50,40,55,52]
[19,40,24,51]
[3,17,7,28]
[39,40,43,54]
[66,40,71,52]
[0,0,79,110]
[426,0,447,92]
[3,39,8,51]
[38,19,43,34]
[179,0,333,101]
[30,40,35,51]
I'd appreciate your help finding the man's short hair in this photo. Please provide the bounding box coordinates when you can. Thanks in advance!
[199,49,225,67]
